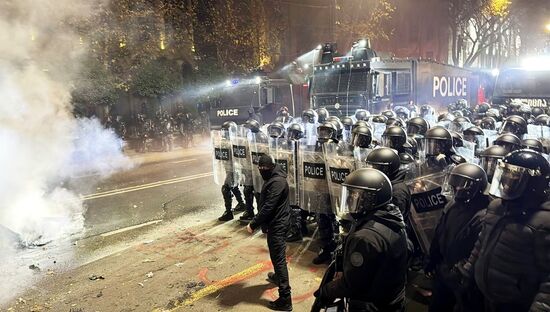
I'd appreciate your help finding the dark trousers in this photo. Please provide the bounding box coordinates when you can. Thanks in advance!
[318,213,337,252]
[429,277,456,312]
[267,230,291,297]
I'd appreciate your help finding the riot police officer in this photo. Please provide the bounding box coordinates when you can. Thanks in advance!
[493,133,521,153]
[365,148,411,219]
[381,126,409,154]
[426,163,491,312]
[313,168,408,312]
[534,114,550,126]
[422,126,466,174]
[500,115,528,138]
[355,109,370,122]
[479,145,508,183]
[522,138,544,153]
[480,116,497,131]
[461,149,550,312]
[406,117,430,137]
[316,107,330,123]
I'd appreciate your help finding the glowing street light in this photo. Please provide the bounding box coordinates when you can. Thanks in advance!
[546,23,550,32]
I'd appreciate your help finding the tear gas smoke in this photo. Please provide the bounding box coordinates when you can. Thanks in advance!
[0,0,131,304]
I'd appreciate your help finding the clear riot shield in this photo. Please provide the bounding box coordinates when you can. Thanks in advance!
[483,129,498,148]
[369,122,386,143]
[323,142,356,215]
[269,137,299,206]
[455,140,476,163]
[299,144,331,213]
[527,124,550,140]
[249,131,270,192]
[353,146,372,169]
[211,129,239,187]
[232,126,254,187]
[303,122,318,146]
[406,172,449,255]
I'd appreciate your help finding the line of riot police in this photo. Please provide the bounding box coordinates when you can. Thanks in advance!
[210,100,550,312]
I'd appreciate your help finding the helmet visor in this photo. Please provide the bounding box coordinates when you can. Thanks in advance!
[489,161,537,200]
[268,126,284,138]
[365,161,391,176]
[339,186,377,215]
[480,156,500,180]
[381,135,404,150]
[500,121,523,136]
[317,127,334,140]
[448,174,479,201]
[352,133,372,148]
[407,124,423,135]
[425,138,449,156]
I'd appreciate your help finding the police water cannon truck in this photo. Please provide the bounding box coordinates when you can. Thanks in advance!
[310,39,482,116]
[491,55,550,109]
[208,76,307,129]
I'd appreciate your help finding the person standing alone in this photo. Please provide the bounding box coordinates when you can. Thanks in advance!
[246,154,292,311]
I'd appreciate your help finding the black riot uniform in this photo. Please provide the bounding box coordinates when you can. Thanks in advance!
[381,126,409,154]
[422,126,467,174]
[313,168,408,312]
[461,149,550,312]
[219,121,246,221]
[426,163,491,312]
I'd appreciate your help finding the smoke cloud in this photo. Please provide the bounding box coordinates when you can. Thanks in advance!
[0,0,131,304]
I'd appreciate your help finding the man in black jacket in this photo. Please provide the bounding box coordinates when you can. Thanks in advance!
[425,163,490,312]
[314,168,408,311]
[247,155,292,311]
[461,149,550,312]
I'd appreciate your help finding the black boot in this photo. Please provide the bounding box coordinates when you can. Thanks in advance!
[239,210,255,221]
[312,249,333,265]
[268,295,292,311]
[218,210,234,222]
[234,202,246,212]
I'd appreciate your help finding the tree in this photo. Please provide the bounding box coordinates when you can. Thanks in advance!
[335,0,395,48]
[131,57,182,99]
[448,0,519,67]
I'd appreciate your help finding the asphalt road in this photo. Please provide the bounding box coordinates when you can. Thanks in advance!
[77,145,222,237]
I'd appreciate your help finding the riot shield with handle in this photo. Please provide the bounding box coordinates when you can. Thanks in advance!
[299,144,331,214]
[406,172,449,255]
[455,140,476,163]
[323,142,356,215]
[211,128,239,187]
[233,125,253,188]
[269,137,299,206]
[249,131,270,192]
[352,146,372,169]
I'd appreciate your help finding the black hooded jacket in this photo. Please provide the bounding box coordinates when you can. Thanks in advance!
[391,169,411,221]
[250,164,290,234]
[322,204,408,311]
[426,195,491,284]
[463,199,550,311]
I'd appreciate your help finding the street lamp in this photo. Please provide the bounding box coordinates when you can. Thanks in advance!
[546,23,550,32]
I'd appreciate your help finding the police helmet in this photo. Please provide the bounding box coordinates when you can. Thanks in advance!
[534,114,550,126]
[317,121,338,141]
[351,126,372,148]
[493,133,521,153]
[381,110,396,120]
[243,119,261,133]
[267,121,286,138]
[395,107,410,120]
[425,126,453,156]
[453,110,464,118]
[221,121,237,131]
[456,99,468,109]
[521,138,544,153]
[438,112,455,122]
[382,126,407,150]
[486,108,500,122]
[370,115,388,124]
[399,152,415,164]
[341,117,354,130]
[448,163,488,202]
[480,117,496,130]
[476,103,490,114]
[489,149,550,202]
[532,107,545,118]
[316,108,330,123]
[328,118,344,139]
[406,117,430,136]
[479,145,508,182]
[302,109,318,124]
[420,105,433,118]
[451,131,464,148]
[499,115,527,137]
[341,168,393,215]
[287,123,304,141]
[366,147,401,180]
[353,120,371,131]
[355,109,370,121]
[463,126,484,144]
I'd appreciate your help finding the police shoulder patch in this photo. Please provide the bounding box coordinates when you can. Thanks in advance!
[350,252,364,267]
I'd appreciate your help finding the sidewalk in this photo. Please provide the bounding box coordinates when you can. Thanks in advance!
[3,218,324,312]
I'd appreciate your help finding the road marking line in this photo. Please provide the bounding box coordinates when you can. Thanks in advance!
[183,261,271,306]
[82,172,213,200]
[170,158,197,164]
[99,219,163,238]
